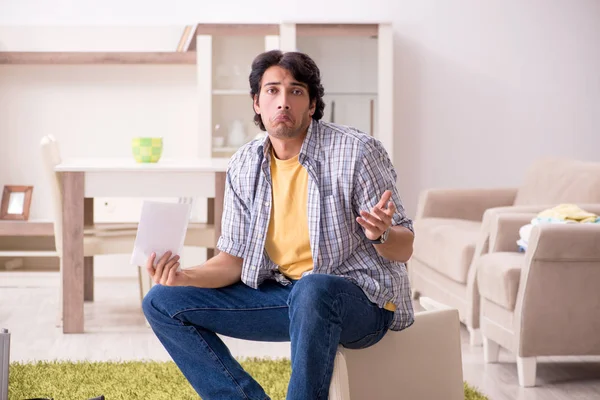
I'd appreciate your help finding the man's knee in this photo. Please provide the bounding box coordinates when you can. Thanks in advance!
[289,274,341,309]
[141,284,172,320]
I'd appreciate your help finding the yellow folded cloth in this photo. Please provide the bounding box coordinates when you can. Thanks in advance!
[537,204,598,223]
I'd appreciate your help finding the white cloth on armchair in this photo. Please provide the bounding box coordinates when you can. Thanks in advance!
[329,299,464,400]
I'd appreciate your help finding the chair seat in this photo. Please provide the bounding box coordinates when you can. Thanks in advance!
[477,252,524,310]
[413,218,481,283]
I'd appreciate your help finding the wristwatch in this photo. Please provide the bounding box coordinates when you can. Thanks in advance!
[367,227,390,244]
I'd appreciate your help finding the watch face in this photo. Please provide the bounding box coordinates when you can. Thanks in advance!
[381,228,390,243]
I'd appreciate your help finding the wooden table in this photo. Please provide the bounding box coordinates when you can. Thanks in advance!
[55,158,229,333]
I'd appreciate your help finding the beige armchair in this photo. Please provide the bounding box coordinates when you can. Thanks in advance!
[409,158,600,345]
[477,208,600,387]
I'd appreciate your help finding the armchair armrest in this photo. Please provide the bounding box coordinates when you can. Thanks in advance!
[415,187,518,221]
[482,203,600,252]
[528,223,600,260]
[488,212,537,252]
[516,223,600,356]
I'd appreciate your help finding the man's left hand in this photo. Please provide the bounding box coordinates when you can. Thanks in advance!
[356,190,396,241]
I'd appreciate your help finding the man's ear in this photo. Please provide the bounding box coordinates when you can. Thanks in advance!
[309,99,316,116]
[253,94,260,114]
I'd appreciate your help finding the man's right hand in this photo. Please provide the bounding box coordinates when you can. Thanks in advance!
[146,250,244,289]
[147,251,191,287]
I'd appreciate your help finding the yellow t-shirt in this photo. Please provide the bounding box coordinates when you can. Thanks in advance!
[264,149,396,312]
[265,150,313,280]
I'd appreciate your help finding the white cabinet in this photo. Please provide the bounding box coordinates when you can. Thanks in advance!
[194,25,280,159]
[193,23,395,163]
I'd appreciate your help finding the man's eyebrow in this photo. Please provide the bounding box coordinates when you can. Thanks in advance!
[262,81,308,88]
[290,81,308,88]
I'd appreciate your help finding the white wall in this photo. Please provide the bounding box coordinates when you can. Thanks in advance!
[391,0,600,212]
[1,0,599,274]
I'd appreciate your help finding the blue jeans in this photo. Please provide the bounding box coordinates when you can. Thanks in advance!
[142,273,393,400]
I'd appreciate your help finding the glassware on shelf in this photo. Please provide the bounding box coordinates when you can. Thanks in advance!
[213,137,225,148]
[227,119,247,147]
[213,123,226,148]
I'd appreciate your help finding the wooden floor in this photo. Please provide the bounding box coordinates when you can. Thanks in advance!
[2,272,600,400]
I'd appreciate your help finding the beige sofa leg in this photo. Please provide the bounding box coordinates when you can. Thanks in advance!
[483,336,500,363]
[517,356,537,387]
[467,327,482,346]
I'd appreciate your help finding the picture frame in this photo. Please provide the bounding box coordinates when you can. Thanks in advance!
[0,185,33,221]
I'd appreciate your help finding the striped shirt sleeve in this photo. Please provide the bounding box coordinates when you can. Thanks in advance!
[353,138,414,233]
[216,165,250,259]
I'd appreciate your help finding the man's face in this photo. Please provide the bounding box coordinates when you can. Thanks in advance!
[253,66,315,140]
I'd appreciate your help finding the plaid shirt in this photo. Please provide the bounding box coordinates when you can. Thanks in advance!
[217,119,414,331]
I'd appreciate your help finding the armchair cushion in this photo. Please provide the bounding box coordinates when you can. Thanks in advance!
[477,252,524,310]
[413,218,481,283]
[416,187,518,221]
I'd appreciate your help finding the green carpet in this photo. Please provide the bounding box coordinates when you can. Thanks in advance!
[9,359,488,400]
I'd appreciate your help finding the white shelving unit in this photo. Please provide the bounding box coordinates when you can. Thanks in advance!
[0,23,395,162]
[196,29,280,158]
[194,22,395,162]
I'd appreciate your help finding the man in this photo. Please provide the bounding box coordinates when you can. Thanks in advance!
[142,49,415,400]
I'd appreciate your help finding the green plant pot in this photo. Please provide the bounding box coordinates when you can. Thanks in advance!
[131,137,163,163]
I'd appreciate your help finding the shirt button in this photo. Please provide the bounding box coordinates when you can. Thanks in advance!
[264,202,270,206]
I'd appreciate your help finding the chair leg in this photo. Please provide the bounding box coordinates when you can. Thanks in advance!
[138,266,154,328]
[138,265,153,304]
[483,336,500,363]
[467,327,482,346]
[84,256,94,302]
[517,356,537,387]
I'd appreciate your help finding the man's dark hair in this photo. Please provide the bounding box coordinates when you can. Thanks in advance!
[249,50,325,131]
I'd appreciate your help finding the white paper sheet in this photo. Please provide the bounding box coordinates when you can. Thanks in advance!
[130,201,192,268]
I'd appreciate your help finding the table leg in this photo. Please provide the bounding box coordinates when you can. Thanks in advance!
[84,198,94,302]
[83,258,94,301]
[62,172,85,333]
